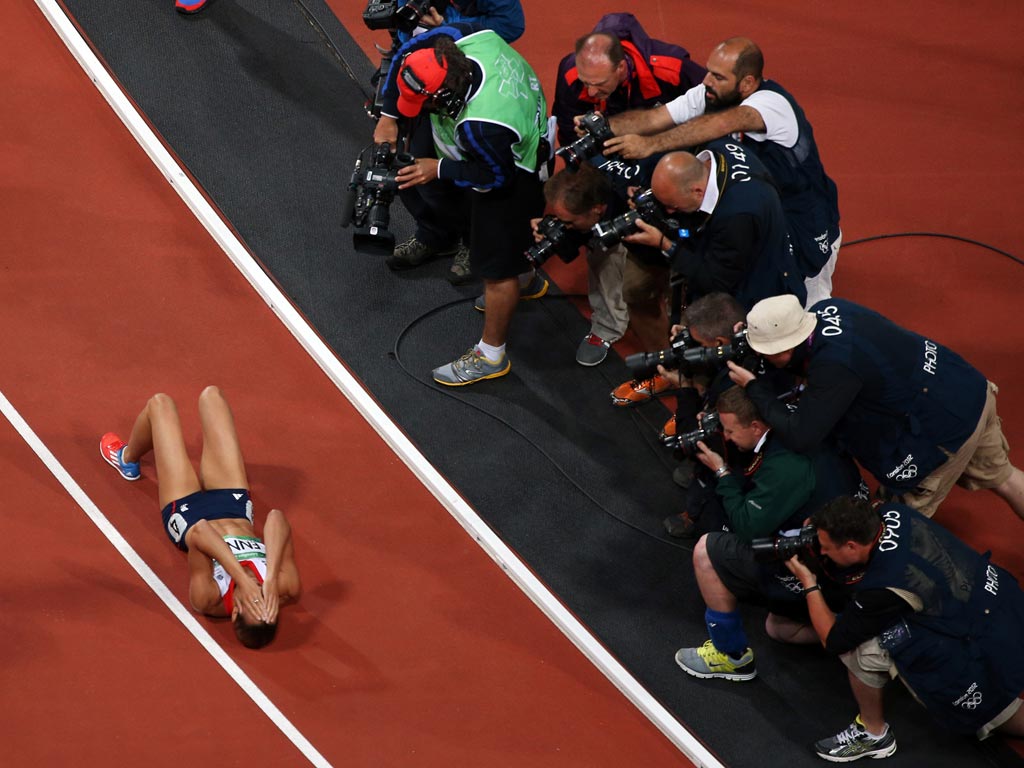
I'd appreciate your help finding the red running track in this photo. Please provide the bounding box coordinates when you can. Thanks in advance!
[0,2,694,765]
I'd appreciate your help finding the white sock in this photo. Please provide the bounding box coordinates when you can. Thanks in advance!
[476,340,505,362]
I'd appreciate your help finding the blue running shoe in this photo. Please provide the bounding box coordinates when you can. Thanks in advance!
[100,433,141,481]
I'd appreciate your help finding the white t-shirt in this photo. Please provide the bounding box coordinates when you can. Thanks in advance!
[664,84,799,148]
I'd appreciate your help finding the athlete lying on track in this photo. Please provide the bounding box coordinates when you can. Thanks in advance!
[101,385,300,648]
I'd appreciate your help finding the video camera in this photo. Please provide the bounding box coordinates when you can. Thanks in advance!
[591,187,676,249]
[525,215,584,267]
[673,411,722,459]
[751,525,820,563]
[341,142,415,257]
[625,328,754,381]
[556,112,615,169]
[362,0,448,33]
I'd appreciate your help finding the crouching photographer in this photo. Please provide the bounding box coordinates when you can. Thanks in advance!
[650,292,761,509]
[532,160,674,366]
[670,385,865,684]
[786,498,1024,761]
[524,164,624,366]
[609,138,806,408]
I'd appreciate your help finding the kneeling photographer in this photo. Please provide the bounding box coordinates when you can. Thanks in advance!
[671,385,865,684]
[785,498,1024,761]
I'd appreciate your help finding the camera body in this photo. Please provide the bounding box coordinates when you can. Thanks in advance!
[625,328,753,381]
[674,411,722,459]
[591,187,674,249]
[556,112,615,168]
[363,0,444,33]
[341,142,415,256]
[750,525,820,562]
[525,215,580,267]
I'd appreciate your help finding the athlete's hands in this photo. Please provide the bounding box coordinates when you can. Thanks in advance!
[236,578,270,623]
[260,577,281,624]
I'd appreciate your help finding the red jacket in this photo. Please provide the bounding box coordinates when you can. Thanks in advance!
[553,13,706,146]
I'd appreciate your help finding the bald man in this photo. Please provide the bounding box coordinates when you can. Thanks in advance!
[623,138,805,311]
[605,37,840,308]
[553,14,705,148]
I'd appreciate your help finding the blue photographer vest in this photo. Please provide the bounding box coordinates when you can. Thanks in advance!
[743,81,840,278]
[692,138,806,308]
[855,505,1024,734]
[806,299,987,490]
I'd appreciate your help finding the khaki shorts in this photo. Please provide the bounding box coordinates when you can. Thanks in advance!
[840,637,895,689]
[842,636,1024,740]
[902,381,1014,517]
[622,250,668,306]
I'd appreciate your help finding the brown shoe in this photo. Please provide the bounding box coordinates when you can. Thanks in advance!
[663,511,698,539]
[610,374,674,406]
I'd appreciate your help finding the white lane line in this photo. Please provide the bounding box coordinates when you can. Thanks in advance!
[0,390,332,768]
[32,2,724,766]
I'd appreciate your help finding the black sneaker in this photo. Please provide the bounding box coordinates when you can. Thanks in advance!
[387,237,456,271]
[814,716,896,762]
[447,243,474,285]
[663,511,698,539]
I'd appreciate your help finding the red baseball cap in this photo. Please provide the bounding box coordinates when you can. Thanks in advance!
[396,48,449,117]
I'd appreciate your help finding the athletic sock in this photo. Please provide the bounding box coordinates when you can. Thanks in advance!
[705,608,749,658]
[477,340,505,363]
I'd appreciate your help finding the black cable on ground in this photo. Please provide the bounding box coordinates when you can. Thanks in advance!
[388,231,1023,551]
[843,232,1024,267]
[390,292,696,552]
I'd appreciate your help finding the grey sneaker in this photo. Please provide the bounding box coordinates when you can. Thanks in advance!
[675,640,756,681]
[473,273,549,311]
[432,347,511,386]
[814,717,896,762]
[386,237,456,271]
[576,333,611,366]
[448,243,473,285]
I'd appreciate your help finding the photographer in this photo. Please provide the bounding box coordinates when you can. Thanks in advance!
[374,2,524,282]
[553,14,705,149]
[730,294,1024,521]
[672,385,859,682]
[603,37,841,307]
[524,165,626,366]
[678,385,816,541]
[550,14,702,372]
[609,139,805,408]
[655,292,750,501]
[376,28,547,385]
[393,1,524,43]
[786,498,1024,761]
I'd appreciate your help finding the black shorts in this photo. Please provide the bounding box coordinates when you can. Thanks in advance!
[469,168,543,280]
[706,531,807,611]
[160,488,253,552]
